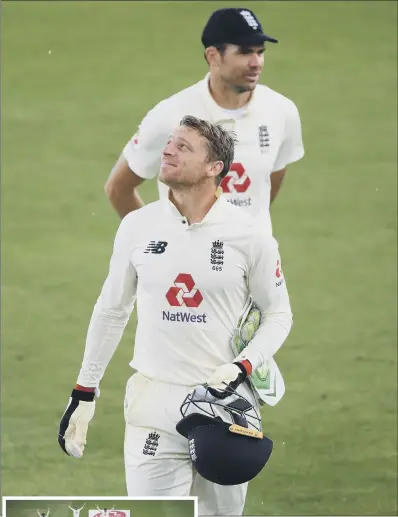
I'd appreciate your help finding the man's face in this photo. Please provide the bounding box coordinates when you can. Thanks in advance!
[159,126,215,188]
[212,44,265,92]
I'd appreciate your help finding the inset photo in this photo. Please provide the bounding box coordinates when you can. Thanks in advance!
[3,498,197,517]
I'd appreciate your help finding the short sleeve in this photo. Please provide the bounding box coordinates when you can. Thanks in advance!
[123,100,175,179]
[273,100,304,172]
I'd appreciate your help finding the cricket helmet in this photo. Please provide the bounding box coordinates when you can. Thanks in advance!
[176,385,273,485]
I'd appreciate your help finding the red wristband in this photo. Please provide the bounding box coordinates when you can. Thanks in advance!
[240,359,253,376]
[74,384,95,392]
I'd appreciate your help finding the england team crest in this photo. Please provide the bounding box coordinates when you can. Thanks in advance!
[258,125,270,153]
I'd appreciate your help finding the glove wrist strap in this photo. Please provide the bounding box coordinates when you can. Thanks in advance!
[74,383,95,392]
[234,360,253,380]
[71,388,95,402]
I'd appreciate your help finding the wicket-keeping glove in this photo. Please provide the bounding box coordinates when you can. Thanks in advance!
[58,385,99,458]
[205,360,252,400]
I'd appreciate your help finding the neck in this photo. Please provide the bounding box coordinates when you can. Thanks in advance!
[208,73,252,109]
[169,183,218,224]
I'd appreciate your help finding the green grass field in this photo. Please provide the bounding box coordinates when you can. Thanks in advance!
[2,1,397,515]
[4,500,194,517]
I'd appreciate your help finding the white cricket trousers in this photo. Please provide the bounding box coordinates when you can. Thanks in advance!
[124,372,254,516]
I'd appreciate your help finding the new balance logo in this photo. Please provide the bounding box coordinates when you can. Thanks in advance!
[143,431,160,456]
[144,241,168,254]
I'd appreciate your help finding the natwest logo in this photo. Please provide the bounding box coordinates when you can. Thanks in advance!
[275,259,284,287]
[220,162,251,194]
[162,311,207,323]
[165,273,203,308]
[276,259,282,278]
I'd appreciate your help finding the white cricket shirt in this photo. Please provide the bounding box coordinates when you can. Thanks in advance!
[77,196,292,387]
[69,508,84,517]
[123,74,304,234]
[96,509,114,517]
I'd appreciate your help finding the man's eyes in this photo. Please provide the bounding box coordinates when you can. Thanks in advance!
[239,49,265,55]
[165,139,190,151]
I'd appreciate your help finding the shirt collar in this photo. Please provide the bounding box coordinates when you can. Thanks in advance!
[162,187,226,227]
[200,73,260,122]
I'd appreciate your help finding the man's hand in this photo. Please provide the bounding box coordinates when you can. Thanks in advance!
[206,360,252,399]
[58,385,99,458]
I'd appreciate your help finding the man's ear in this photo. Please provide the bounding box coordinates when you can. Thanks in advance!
[205,46,222,66]
[207,161,224,179]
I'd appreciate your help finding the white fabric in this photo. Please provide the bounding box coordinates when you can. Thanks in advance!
[124,372,252,515]
[69,507,84,517]
[77,197,292,388]
[218,106,247,119]
[232,296,286,406]
[63,400,96,458]
[122,74,304,234]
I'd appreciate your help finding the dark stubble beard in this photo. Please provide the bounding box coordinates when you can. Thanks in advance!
[233,83,254,94]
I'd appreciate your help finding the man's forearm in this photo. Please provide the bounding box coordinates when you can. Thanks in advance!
[109,189,145,219]
[105,154,146,218]
[77,213,138,387]
[270,189,279,204]
[270,168,286,204]
[77,304,132,387]
[237,310,292,369]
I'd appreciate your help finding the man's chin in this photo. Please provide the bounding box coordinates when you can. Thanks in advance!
[158,173,167,185]
[234,80,258,93]
[159,172,180,188]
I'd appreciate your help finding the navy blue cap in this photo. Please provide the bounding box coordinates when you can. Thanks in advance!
[202,8,278,48]
[178,413,273,485]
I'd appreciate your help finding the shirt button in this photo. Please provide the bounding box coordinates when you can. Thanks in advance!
[182,220,186,224]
